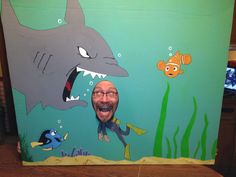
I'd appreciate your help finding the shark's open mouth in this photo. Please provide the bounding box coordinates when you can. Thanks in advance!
[62,67,106,102]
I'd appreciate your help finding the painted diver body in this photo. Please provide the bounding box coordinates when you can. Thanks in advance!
[98,117,146,160]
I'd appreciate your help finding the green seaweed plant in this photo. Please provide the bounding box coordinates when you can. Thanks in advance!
[193,141,201,158]
[153,82,216,161]
[200,113,209,160]
[153,82,170,157]
[180,96,197,157]
[173,127,179,158]
[166,137,172,158]
[211,139,217,159]
[19,133,33,162]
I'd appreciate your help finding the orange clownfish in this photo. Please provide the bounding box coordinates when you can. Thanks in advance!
[157,51,191,78]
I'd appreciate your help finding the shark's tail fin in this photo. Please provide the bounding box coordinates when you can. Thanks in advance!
[1,0,24,31]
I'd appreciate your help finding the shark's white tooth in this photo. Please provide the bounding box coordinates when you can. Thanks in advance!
[76,67,80,72]
[66,97,71,102]
[90,72,96,79]
[70,96,75,100]
[75,96,80,100]
[101,74,107,78]
[83,70,90,76]
[76,67,84,72]
[97,73,102,78]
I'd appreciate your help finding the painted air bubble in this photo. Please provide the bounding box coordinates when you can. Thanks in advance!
[57,120,63,129]
[168,46,173,56]
[83,81,93,98]
[58,19,63,24]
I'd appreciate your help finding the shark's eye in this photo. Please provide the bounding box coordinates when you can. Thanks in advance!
[78,46,90,58]
[51,131,56,136]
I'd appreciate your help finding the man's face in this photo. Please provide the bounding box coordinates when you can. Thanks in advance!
[92,81,119,122]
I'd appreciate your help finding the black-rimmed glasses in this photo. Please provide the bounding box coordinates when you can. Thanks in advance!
[92,91,118,99]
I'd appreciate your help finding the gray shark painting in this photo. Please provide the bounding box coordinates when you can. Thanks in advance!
[1,0,128,113]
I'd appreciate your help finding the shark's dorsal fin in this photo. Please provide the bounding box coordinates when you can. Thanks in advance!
[65,0,85,28]
[1,0,85,32]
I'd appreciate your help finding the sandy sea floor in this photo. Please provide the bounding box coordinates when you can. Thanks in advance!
[23,156,215,166]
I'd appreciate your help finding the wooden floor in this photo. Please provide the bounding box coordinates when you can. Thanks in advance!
[0,136,224,177]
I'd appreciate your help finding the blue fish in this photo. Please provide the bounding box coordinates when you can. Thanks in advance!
[31,129,68,151]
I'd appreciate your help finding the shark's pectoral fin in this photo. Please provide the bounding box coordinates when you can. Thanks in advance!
[26,96,40,114]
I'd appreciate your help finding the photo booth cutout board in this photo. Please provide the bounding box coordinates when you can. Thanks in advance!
[0,0,234,165]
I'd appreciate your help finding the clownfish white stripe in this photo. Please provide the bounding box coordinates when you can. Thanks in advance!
[166,62,180,67]
[181,56,185,64]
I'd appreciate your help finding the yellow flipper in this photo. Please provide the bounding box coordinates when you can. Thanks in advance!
[124,144,130,160]
[127,123,146,135]
[31,142,43,148]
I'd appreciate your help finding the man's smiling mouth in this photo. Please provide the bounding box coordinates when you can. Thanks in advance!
[99,105,113,112]
[62,67,106,102]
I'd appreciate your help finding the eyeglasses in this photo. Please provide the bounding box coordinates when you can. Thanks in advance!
[92,91,118,99]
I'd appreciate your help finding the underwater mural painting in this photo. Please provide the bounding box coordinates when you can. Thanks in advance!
[0,0,234,165]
